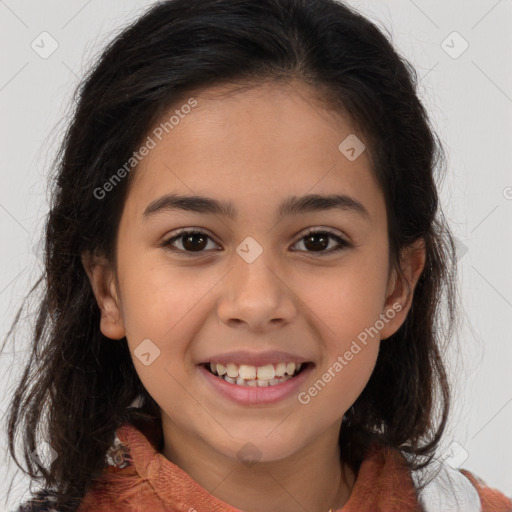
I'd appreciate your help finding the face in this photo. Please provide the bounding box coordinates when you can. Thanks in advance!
[83,80,424,465]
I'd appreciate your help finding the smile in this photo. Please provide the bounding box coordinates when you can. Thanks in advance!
[203,361,307,387]
[198,361,314,405]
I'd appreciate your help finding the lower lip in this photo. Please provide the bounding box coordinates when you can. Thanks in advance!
[198,364,313,405]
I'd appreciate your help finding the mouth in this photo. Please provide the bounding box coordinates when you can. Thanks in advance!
[200,361,311,387]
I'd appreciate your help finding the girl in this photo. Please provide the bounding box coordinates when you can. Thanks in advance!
[3,0,511,511]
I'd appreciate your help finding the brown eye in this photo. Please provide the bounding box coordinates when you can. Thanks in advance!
[180,232,208,251]
[161,229,220,255]
[161,228,351,257]
[303,232,330,251]
[292,230,350,254]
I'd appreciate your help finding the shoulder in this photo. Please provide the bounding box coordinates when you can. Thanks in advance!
[408,456,512,512]
[460,469,512,512]
[12,429,135,512]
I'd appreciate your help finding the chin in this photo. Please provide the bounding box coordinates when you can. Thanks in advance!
[213,428,312,465]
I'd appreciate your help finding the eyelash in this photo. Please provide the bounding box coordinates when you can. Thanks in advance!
[160,227,352,257]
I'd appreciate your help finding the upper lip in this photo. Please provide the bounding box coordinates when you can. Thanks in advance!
[200,350,312,367]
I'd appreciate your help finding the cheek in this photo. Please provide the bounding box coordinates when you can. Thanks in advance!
[117,251,218,342]
[298,337,380,421]
[298,256,388,338]
[295,252,386,410]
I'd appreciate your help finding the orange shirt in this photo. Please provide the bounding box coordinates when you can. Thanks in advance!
[75,419,511,512]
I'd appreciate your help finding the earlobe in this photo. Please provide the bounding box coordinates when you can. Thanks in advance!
[380,238,426,340]
[81,250,126,340]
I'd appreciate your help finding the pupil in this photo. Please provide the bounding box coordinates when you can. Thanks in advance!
[183,233,207,251]
[305,233,328,251]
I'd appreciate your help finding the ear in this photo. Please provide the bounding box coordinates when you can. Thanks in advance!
[81,250,126,340]
[379,238,426,340]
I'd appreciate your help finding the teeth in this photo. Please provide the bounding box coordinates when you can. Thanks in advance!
[238,365,256,380]
[207,361,306,387]
[286,362,296,375]
[256,364,275,381]
[275,362,286,377]
[226,363,238,378]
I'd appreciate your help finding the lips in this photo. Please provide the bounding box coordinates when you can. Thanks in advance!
[199,349,310,368]
[198,361,313,404]
[197,349,313,402]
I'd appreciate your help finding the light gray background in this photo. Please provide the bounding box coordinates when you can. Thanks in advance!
[1,0,511,509]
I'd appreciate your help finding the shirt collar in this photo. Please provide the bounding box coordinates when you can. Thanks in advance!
[91,418,419,512]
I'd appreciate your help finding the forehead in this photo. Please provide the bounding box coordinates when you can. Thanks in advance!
[124,80,385,225]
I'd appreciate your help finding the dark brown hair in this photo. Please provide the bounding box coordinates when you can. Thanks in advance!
[3,0,458,510]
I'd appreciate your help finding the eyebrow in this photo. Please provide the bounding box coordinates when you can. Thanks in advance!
[142,192,370,222]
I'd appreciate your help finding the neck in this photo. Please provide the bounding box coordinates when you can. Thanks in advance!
[160,414,355,512]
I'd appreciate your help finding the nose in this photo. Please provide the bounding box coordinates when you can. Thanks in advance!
[216,248,298,332]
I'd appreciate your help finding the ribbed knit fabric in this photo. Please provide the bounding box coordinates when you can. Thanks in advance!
[75,419,512,512]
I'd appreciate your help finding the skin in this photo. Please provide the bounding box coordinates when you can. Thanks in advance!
[82,80,425,512]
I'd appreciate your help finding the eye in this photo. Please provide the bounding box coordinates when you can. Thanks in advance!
[160,228,221,256]
[291,228,352,255]
[160,227,351,256]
